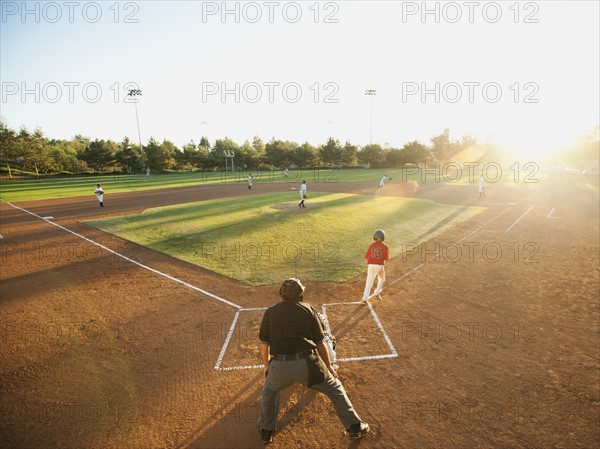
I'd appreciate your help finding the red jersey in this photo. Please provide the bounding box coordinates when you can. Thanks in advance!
[364,241,389,265]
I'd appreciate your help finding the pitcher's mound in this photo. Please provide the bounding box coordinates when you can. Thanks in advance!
[270,203,320,211]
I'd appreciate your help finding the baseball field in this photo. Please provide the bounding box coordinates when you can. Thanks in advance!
[1,170,598,449]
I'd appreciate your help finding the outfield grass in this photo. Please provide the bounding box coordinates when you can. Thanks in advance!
[84,191,485,285]
[1,167,586,203]
[0,170,367,202]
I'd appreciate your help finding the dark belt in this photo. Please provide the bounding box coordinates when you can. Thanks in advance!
[271,349,315,361]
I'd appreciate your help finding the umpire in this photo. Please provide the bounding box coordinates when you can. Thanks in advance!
[257,278,370,444]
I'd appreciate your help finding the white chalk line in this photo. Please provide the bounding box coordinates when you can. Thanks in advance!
[322,301,397,361]
[4,201,242,310]
[214,310,241,370]
[364,300,398,356]
[505,205,535,233]
[390,205,514,286]
[546,207,563,219]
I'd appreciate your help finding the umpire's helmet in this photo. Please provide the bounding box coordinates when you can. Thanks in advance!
[373,229,386,242]
[279,278,305,301]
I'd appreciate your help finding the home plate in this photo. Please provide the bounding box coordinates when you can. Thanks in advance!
[42,216,54,220]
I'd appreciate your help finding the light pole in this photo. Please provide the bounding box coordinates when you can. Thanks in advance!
[128,89,144,169]
[365,89,376,145]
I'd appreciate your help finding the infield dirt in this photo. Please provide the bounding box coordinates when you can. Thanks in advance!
[1,179,598,449]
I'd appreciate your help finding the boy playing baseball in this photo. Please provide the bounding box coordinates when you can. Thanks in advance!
[94,184,104,208]
[362,229,389,302]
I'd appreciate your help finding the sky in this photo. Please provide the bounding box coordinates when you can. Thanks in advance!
[1,1,599,160]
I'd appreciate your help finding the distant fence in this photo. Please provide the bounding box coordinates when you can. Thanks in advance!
[0,168,141,183]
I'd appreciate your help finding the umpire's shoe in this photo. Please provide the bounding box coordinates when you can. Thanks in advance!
[259,428,273,444]
[348,422,370,439]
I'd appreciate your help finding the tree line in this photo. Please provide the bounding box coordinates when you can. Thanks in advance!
[0,121,596,176]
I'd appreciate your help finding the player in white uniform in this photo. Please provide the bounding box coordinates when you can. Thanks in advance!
[299,180,307,208]
[94,184,104,207]
[377,174,388,190]
[248,174,253,190]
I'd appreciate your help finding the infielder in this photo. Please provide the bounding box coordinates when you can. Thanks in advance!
[94,184,104,208]
[377,174,389,190]
[257,278,369,444]
[248,174,253,190]
[298,180,307,208]
[362,229,389,302]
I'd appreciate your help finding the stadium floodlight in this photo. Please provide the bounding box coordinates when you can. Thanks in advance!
[365,89,376,145]
[128,89,144,167]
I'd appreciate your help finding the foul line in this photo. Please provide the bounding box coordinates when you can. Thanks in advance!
[505,205,535,233]
[390,205,513,286]
[5,201,242,310]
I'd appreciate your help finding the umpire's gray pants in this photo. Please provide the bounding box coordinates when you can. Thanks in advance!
[257,357,362,431]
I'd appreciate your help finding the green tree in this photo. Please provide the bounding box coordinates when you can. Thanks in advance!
[199,136,211,152]
[15,127,54,174]
[116,137,142,173]
[399,141,434,166]
[144,138,177,170]
[291,142,319,168]
[385,147,404,168]
[318,137,343,166]
[358,144,385,167]
[210,137,239,170]
[176,141,204,170]
[265,139,296,168]
[46,139,79,172]
[340,141,358,166]
[0,122,19,176]
[83,139,118,172]
[248,135,266,168]
[431,128,454,164]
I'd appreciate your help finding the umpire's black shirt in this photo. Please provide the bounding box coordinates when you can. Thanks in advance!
[259,301,325,355]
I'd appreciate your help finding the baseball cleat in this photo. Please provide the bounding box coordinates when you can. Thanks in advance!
[259,428,273,444]
[348,422,370,439]
[373,294,382,301]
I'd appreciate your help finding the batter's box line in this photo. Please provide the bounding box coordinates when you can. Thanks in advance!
[322,301,398,362]
[215,301,398,371]
[547,207,563,219]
